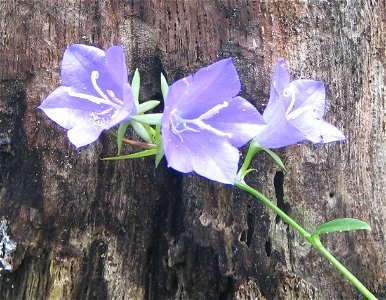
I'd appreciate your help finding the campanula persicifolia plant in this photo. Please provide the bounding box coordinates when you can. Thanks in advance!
[38,44,377,299]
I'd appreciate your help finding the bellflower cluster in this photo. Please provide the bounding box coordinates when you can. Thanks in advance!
[38,45,375,298]
[161,59,266,184]
[39,44,345,184]
[39,44,136,148]
[254,60,345,148]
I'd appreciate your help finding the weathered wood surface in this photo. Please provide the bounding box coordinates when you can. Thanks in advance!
[0,0,384,299]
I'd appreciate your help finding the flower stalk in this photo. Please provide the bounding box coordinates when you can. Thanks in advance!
[234,181,377,299]
[106,130,158,149]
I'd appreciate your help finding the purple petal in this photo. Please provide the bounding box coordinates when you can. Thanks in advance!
[166,58,241,119]
[38,86,107,112]
[287,80,325,119]
[289,114,345,144]
[67,126,103,149]
[263,59,291,121]
[255,111,305,149]
[60,44,129,106]
[105,46,128,85]
[204,96,266,147]
[61,44,105,90]
[162,128,239,184]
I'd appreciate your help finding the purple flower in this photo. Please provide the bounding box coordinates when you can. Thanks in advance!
[38,44,136,148]
[255,59,345,149]
[161,58,266,184]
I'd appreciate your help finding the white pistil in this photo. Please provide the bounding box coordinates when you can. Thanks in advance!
[283,84,319,120]
[287,104,318,120]
[188,119,232,138]
[169,101,232,142]
[284,85,297,115]
[197,101,229,120]
[68,71,122,109]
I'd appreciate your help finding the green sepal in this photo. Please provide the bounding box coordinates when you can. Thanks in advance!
[240,168,256,179]
[131,120,153,143]
[137,100,160,114]
[154,124,164,166]
[132,68,140,107]
[161,73,169,100]
[131,113,163,125]
[102,149,158,161]
[250,140,286,171]
[312,218,371,236]
[263,147,287,171]
[117,121,130,155]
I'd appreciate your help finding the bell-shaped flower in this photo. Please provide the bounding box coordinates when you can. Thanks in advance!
[38,44,136,148]
[161,58,266,184]
[255,60,345,148]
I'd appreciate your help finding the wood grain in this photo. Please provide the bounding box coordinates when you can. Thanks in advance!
[0,0,384,299]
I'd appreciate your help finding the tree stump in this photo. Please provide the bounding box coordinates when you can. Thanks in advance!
[0,1,384,299]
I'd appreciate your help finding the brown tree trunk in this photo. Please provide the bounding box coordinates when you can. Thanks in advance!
[0,0,384,299]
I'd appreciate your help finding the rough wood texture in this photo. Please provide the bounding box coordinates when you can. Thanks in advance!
[0,0,384,299]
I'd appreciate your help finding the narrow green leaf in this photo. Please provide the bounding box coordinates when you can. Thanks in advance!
[131,121,152,143]
[137,100,160,114]
[312,218,371,236]
[263,147,287,171]
[103,149,158,161]
[131,113,163,125]
[117,121,130,155]
[155,145,164,167]
[132,68,140,107]
[154,124,164,166]
[241,168,256,178]
[161,73,169,100]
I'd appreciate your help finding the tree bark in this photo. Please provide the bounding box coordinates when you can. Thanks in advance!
[0,0,384,299]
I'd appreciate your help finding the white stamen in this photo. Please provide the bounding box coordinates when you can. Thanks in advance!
[68,91,115,106]
[107,90,124,105]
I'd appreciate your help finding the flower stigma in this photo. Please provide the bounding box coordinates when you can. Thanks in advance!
[68,71,122,109]
[283,84,319,120]
[170,101,232,143]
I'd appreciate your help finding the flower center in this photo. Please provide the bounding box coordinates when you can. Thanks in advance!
[283,84,319,120]
[169,101,232,142]
[68,71,123,109]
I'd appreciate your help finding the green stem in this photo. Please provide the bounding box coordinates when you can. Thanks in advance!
[310,235,377,300]
[234,180,377,300]
[235,181,310,240]
[106,130,158,149]
[237,140,263,179]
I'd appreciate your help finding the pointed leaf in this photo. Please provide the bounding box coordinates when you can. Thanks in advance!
[102,149,158,160]
[117,121,130,155]
[161,73,169,100]
[131,120,153,143]
[241,168,257,178]
[154,124,164,166]
[263,147,287,171]
[137,100,160,114]
[312,218,371,236]
[155,145,164,167]
[131,68,140,106]
[131,113,163,125]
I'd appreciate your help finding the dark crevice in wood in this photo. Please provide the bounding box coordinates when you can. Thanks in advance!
[274,171,290,224]
[265,239,272,257]
[246,212,255,247]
